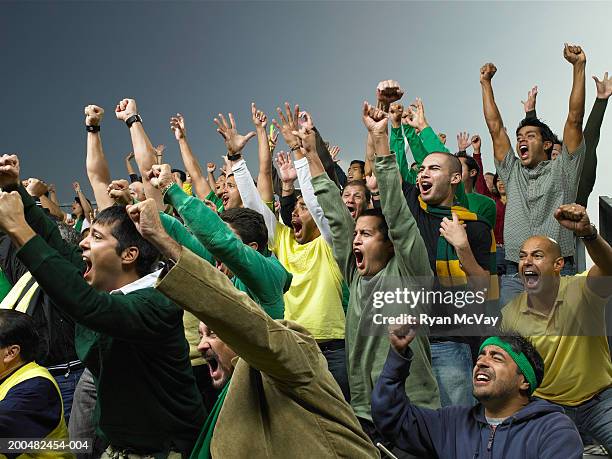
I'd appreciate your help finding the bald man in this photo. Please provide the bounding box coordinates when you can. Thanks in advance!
[501,204,612,453]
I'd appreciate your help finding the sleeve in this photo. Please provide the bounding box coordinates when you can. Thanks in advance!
[17,236,179,341]
[280,193,296,227]
[555,138,586,197]
[473,153,495,198]
[294,157,333,246]
[576,98,608,206]
[467,222,493,273]
[232,159,279,247]
[312,174,356,283]
[419,126,450,154]
[494,148,517,184]
[334,163,347,189]
[10,185,85,271]
[204,189,223,210]
[403,125,429,166]
[371,347,444,457]
[536,414,584,459]
[129,173,140,183]
[158,211,215,265]
[375,155,432,277]
[390,126,411,183]
[314,127,341,188]
[156,247,316,387]
[0,233,28,285]
[524,109,537,120]
[164,183,289,313]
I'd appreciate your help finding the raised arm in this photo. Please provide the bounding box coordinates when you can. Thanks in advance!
[124,152,138,182]
[84,104,114,210]
[170,113,211,200]
[555,204,612,297]
[471,135,494,197]
[521,85,538,120]
[389,103,412,182]
[562,44,587,153]
[72,181,93,222]
[115,98,163,210]
[25,179,64,221]
[480,63,512,162]
[251,103,274,203]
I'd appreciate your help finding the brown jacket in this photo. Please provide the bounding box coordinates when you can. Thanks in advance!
[156,247,379,458]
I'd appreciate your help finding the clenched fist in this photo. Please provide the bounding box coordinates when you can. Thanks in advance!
[0,154,20,188]
[26,178,48,198]
[563,43,586,66]
[148,164,175,191]
[480,63,497,83]
[84,105,104,126]
[115,99,138,121]
[376,80,404,107]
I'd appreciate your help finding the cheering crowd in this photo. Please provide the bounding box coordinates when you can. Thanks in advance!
[1,43,612,459]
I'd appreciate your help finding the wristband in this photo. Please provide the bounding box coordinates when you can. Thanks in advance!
[226,152,242,162]
[86,125,100,133]
[579,224,598,241]
[371,191,380,197]
[160,181,175,196]
[290,144,301,152]
[125,114,142,129]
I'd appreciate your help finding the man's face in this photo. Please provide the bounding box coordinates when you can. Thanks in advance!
[484,173,495,193]
[417,154,460,205]
[473,345,528,402]
[197,322,237,389]
[129,182,146,202]
[438,133,447,145]
[291,196,320,244]
[71,201,83,216]
[342,184,368,220]
[222,175,242,210]
[347,164,364,181]
[215,175,226,198]
[457,157,476,187]
[79,222,127,292]
[551,143,562,160]
[353,215,393,276]
[516,126,550,168]
[0,344,21,379]
[518,237,563,295]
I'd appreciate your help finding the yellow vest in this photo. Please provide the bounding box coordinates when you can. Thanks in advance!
[0,362,73,459]
[0,272,39,313]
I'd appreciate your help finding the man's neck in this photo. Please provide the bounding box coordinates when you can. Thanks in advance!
[0,360,27,381]
[527,277,561,314]
[483,396,529,420]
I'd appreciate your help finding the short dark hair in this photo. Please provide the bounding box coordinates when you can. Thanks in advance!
[516,118,557,158]
[220,208,268,254]
[481,333,545,391]
[456,152,479,188]
[343,180,372,203]
[57,221,83,246]
[172,169,187,183]
[356,208,390,241]
[93,206,160,277]
[349,160,366,173]
[0,310,41,362]
[427,151,462,176]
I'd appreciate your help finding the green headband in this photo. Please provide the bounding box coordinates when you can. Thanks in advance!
[479,337,538,396]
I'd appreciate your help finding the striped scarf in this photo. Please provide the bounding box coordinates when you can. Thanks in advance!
[419,197,499,300]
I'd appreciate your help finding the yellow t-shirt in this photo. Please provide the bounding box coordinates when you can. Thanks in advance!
[501,272,612,405]
[271,223,345,340]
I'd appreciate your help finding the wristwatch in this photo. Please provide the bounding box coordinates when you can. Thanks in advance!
[125,114,142,128]
[579,224,598,241]
[86,125,100,133]
[226,152,242,162]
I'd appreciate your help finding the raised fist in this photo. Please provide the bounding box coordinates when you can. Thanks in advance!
[389,103,404,127]
[362,102,388,136]
[563,43,586,65]
[115,99,138,122]
[170,114,186,140]
[0,154,20,188]
[376,80,404,106]
[148,164,175,191]
[26,178,48,198]
[471,134,481,152]
[480,63,497,83]
[554,204,593,237]
[207,162,216,173]
[107,179,132,206]
[72,181,81,193]
[84,105,104,126]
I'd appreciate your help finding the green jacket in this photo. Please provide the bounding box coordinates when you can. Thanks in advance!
[13,185,204,455]
[164,183,290,320]
[466,192,497,230]
[313,155,441,421]
[156,247,379,458]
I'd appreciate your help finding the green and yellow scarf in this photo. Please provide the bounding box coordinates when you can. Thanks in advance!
[419,197,499,300]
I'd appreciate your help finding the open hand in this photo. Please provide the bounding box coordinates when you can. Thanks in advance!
[214,112,256,155]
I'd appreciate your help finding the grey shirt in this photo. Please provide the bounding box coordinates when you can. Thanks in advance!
[495,140,586,262]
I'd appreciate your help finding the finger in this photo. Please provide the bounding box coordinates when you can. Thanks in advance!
[272,119,281,130]
[251,102,256,117]
[216,129,228,140]
[244,131,256,142]
[452,212,459,224]
[593,76,601,84]
[219,113,229,129]
[293,104,300,125]
[228,113,236,130]
[284,102,293,124]
[276,108,287,125]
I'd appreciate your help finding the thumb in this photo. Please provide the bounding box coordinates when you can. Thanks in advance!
[245,131,256,142]
[452,212,459,224]
[593,75,601,84]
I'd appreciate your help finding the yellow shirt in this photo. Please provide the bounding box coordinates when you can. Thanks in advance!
[272,223,345,340]
[501,272,612,405]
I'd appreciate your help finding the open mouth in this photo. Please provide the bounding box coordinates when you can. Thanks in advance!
[519,145,529,160]
[346,205,357,219]
[82,256,93,280]
[206,354,221,379]
[222,195,230,207]
[474,371,492,385]
[292,219,303,237]
[522,270,540,289]
[420,180,433,194]
[354,248,365,271]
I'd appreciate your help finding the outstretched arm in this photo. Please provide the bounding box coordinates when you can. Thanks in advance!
[252,103,274,203]
[521,85,538,120]
[72,181,93,222]
[562,44,587,153]
[480,63,512,163]
[84,104,114,210]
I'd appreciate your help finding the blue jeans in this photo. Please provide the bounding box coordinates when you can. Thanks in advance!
[550,387,612,454]
[500,258,577,307]
[320,340,350,402]
[430,341,474,407]
[52,367,84,424]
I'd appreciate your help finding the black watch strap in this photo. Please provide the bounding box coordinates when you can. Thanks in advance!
[86,125,100,133]
[125,114,142,128]
[579,224,598,241]
[226,152,242,161]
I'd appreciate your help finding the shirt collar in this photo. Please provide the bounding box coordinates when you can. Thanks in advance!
[520,276,567,317]
[111,269,163,295]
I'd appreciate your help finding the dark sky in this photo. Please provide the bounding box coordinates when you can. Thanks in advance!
[2,1,611,212]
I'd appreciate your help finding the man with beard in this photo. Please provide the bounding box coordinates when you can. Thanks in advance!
[124,199,379,459]
[310,103,440,456]
[371,330,582,458]
[501,204,612,453]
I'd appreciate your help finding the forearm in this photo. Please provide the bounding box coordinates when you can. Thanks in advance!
[364,133,375,177]
[473,153,492,197]
[295,157,333,245]
[39,195,64,220]
[585,235,612,276]
[48,191,60,206]
[77,190,93,221]
[564,63,586,151]
[390,127,410,183]
[207,171,217,194]
[577,98,608,205]
[86,132,114,210]
[455,243,489,278]
[129,123,164,210]
[255,127,274,202]
[125,158,136,177]
[177,137,211,199]
[481,81,511,161]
